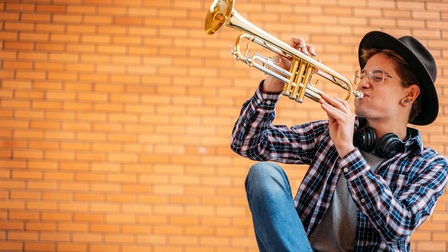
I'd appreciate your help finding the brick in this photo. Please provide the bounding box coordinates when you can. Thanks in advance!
[112,35,141,45]
[0,242,23,251]
[105,214,135,224]
[58,223,88,232]
[0,32,18,40]
[89,244,120,252]
[104,234,134,243]
[106,173,137,183]
[81,35,111,44]
[0,13,20,21]
[37,4,66,13]
[4,22,34,31]
[96,64,125,73]
[66,5,95,14]
[97,26,126,35]
[67,24,96,33]
[25,222,56,231]
[23,243,55,252]
[8,231,38,241]
[73,213,103,223]
[40,233,70,242]
[19,34,51,46]
[66,64,95,72]
[433,231,448,241]
[9,211,39,221]
[84,15,112,24]
[56,244,87,252]
[21,13,51,22]
[35,23,65,32]
[98,6,126,16]
[49,52,79,61]
[416,241,447,251]
[12,171,42,181]
[0,221,23,230]
[72,233,102,242]
[90,224,120,233]
[58,182,88,191]
[0,51,18,59]
[79,73,108,82]
[5,3,33,11]
[113,17,143,26]
[106,194,135,203]
[63,102,93,111]
[3,41,34,51]
[42,192,72,201]
[66,44,95,52]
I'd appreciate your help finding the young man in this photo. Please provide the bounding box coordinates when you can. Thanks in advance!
[230,31,448,251]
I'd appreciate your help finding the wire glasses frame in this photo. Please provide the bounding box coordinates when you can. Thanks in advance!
[353,69,393,86]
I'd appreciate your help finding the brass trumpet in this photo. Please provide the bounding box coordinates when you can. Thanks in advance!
[204,0,364,103]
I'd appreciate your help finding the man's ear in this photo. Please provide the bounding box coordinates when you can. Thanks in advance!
[407,84,420,102]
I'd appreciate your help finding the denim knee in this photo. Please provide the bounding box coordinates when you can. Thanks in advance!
[246,162,284,181]
[245,162,292,198]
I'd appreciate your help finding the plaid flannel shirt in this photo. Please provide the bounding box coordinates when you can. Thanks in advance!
[231,83,448,251]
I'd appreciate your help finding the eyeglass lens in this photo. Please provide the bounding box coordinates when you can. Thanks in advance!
[354,70,386,85]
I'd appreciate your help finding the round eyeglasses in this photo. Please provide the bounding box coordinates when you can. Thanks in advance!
[354,69,393,86]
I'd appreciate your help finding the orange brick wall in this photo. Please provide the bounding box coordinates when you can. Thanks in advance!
[1,0,447,251]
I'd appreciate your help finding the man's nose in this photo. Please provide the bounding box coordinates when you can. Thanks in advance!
[357,75,372,88]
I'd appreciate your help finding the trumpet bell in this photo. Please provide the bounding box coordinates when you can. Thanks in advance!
[205,0,234,35]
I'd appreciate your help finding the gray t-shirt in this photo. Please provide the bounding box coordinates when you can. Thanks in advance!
[309,151,385,252]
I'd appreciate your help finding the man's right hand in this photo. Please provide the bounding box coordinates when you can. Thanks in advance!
[262,36,316,93]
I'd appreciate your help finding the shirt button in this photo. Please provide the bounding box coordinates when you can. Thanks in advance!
[343,167,349,173]
[361,198,366,204]
[266,100,271,105]
[257,99,261,104]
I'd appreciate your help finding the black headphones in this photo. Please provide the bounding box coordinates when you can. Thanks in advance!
[353,126,406,158]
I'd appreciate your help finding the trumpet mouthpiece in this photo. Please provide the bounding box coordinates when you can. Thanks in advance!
[354,90,364,99]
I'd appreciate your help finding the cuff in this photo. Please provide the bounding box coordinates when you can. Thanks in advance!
[338,148,369,181]
[252,80,282,110]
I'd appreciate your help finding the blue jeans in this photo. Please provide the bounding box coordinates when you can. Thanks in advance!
[245,162,313,252]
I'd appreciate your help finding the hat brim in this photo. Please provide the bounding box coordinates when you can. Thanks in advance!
[358,31,438,125]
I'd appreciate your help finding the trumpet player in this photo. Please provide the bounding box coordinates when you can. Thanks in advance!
[230,31,448,251]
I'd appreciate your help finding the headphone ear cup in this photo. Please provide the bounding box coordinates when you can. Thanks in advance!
[353,126,376,153]
[374,133,405,158]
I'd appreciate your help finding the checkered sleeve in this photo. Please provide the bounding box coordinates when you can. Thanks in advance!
[230,81,328,164]
[339,148,448,243]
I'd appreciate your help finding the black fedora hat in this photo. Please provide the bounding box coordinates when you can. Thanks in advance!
[358,31,438,125]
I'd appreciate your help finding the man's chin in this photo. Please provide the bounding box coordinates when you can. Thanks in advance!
[354,108,363,118]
